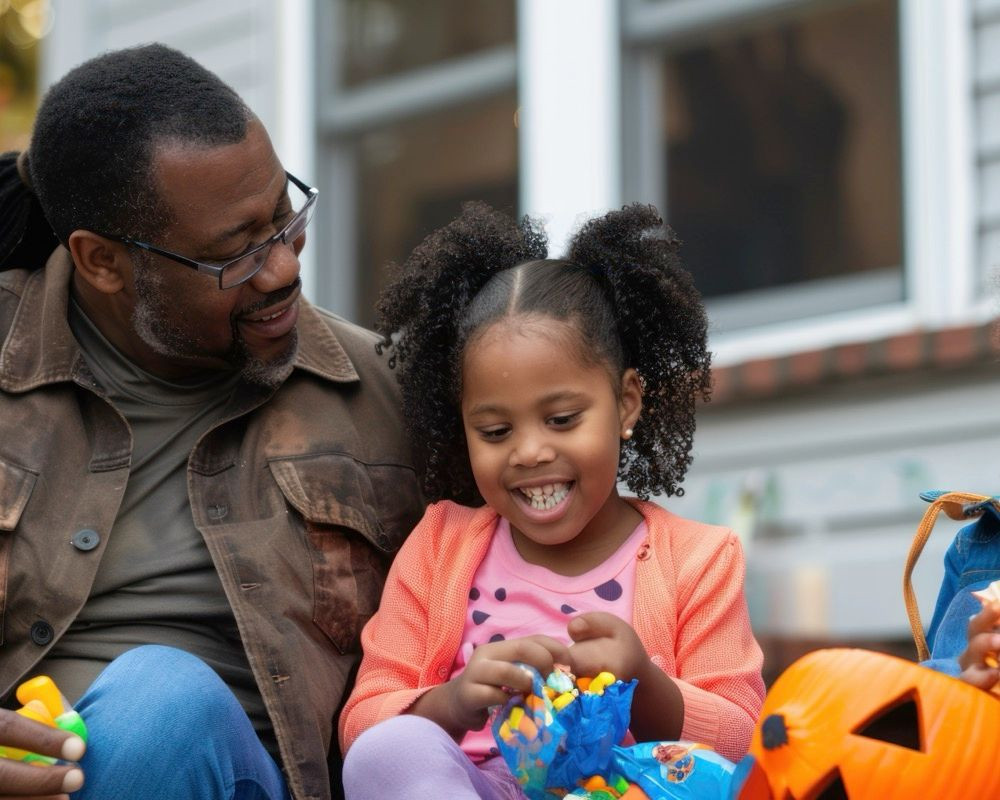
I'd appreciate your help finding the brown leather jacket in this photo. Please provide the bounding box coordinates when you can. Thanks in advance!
[0,250,424,800]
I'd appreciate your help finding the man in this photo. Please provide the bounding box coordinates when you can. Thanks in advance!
[0,44,423,799]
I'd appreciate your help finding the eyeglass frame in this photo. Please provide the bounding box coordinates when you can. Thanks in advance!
[95,171,318,290]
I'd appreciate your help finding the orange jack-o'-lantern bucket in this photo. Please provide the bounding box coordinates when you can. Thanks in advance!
[735,648,1000,799]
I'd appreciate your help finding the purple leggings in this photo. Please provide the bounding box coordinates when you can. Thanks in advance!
[342,715,526,799]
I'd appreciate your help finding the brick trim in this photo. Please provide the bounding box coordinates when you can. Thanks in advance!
[710,320,1000,405]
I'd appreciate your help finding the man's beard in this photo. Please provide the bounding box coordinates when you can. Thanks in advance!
[132,261,299,388]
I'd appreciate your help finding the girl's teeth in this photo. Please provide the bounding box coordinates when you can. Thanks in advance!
[519,482,570,510]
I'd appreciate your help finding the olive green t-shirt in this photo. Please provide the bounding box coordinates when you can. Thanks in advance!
[37,300,275,756]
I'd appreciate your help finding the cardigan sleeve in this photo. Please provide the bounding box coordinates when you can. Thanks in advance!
[338,509,440,753]
[669,531,765,761]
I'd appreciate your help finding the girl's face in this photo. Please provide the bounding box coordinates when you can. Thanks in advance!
[461,316,642,573]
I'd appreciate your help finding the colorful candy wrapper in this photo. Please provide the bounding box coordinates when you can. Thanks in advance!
[611,741,737,800]
[491,665,636,799]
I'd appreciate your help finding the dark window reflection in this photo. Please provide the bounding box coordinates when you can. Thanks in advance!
[340,0,515,88]
[663,0,902,300]
[356,92,519,325]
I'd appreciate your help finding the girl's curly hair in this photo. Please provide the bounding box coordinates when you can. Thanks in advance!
[375,201,711,505]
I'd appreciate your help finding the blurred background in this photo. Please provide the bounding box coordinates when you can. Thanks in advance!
[2,0,997,682]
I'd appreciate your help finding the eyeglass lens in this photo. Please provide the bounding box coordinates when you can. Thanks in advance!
[219,194,316,290]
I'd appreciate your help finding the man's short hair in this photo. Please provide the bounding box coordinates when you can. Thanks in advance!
[29,43,253,244]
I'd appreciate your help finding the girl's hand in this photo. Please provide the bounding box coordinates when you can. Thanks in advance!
[411,635,570,738]
[566,611,652,682]
[567,611,684,742]
[959,601,1000,692]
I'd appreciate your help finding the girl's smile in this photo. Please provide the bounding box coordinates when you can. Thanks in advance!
[461,316,642,574]
[513,480,575,519]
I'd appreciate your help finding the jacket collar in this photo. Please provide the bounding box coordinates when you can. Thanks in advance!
[0,247,358,393]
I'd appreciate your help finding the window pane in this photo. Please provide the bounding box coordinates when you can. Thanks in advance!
[0,1,50,152]
[339,0,515,88]
[356,91,519,325]
[662,0,902,307]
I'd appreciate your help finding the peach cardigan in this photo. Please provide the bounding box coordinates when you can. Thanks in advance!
[339,499,765,761]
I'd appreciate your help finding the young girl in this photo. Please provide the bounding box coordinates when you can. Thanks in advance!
[339,203,764,798]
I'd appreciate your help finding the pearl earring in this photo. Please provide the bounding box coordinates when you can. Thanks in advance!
[623,428,633,440]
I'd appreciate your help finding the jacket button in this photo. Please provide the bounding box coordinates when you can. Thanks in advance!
[636,542,651,561]
[207,503,229,521]
[30,621,54,646]
[71,529,100,551]
[437,666,448,679]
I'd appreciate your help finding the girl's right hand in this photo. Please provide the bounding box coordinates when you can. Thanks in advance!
[413,635,570,737]
[958,600,1000,692]
[0,709,85,799]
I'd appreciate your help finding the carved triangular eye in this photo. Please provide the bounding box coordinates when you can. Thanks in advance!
[814,769,849,799]
[852,691,923,752]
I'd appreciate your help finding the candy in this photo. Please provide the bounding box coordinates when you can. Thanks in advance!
[547,664,577,694]
[588,672,617,696]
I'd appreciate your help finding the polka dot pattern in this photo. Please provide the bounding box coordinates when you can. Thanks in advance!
[595,579,623,602]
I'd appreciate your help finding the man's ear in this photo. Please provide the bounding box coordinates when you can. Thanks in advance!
[67,230,129,295]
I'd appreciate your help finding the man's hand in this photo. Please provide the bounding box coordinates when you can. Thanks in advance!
[411,634,570,738]
[0,710,85,799]
[959,600,1000,692]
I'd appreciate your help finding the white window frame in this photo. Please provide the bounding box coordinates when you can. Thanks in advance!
[315,0,517,319]
[517,0,622,256]
[620,0,977,367]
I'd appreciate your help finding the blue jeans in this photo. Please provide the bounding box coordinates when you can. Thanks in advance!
[923,498,1000,676]
[69,645,290,800]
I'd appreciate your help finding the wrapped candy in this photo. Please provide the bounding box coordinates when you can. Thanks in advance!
[611,741,738,800]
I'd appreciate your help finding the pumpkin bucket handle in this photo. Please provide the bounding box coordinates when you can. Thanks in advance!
[903,491,996,661]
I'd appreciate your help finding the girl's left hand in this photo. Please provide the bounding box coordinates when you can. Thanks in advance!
[565,611,652,683]
[567,610,685,742]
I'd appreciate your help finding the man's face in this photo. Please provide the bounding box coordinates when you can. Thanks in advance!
[124,118,304,386]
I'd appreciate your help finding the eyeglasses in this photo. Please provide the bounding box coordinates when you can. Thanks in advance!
[98,172,318,290]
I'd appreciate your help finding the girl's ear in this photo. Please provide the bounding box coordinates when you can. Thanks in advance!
[67,230,130,295]
[619,368,642,437]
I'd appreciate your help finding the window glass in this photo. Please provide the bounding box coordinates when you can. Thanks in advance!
[339,0,515,88]
[355,91,519,325]
[661,0,901,305]
[0,0,51,152]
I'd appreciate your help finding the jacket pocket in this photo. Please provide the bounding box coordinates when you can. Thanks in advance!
[0,457,37,645]
[268,454,420,654]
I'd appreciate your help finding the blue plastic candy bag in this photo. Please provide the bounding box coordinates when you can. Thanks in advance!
[491,666,636,799]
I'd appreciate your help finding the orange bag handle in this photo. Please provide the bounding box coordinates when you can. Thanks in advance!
[903,491,997,661]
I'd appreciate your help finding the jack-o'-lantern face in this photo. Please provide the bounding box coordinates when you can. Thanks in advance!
[736,648,1000,800]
